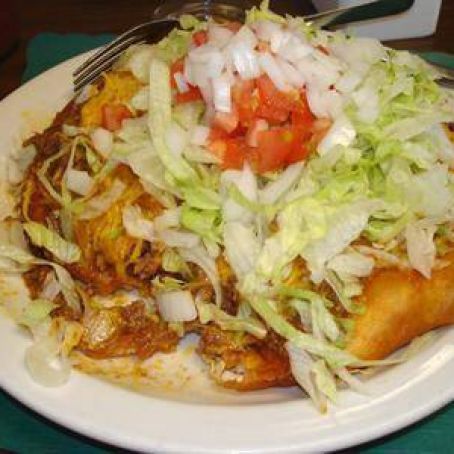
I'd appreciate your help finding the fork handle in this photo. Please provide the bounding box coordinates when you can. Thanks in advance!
[306,0,415,29]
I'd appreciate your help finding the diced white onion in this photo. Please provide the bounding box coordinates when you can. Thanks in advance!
[329,38,386,71]
[231,25,258,50]
[188,44,225,80]
[258,52,290,92]
[253,20,282,42]
[226,43,260,80]
[157,290,197,322]
[276,57,306,88]
[277,34,313,63]
[173,71,190,93]
[270,28,288,54]
[306,86,343,120]
[65,169,94,196]
[90,127,113,158]
[199,82,213,104]
[296,56,340,90]
[212,73,232,113]
[317,114,356,155]
[335,70,363,94]
[208,24,234,48]
[191,125,210,146]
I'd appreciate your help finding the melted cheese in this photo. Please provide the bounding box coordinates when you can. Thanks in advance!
[81,72,141,127]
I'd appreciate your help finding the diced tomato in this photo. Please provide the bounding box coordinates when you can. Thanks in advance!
[286,143,310,165]
[254,128,295,173]
[207,139,227,162]
[171,58,203,103]
[256,74,299,112]
[209,127,230,142]
[192,30,208,46]
[175,86,203,103]
[213,107,239,134]
[101,104,132,132]
[291,96,315,144]
[294,91,315,127]
[232,79,257,127]
[223,138,249,169]
[208,138,248,170]
[255,103,289,124]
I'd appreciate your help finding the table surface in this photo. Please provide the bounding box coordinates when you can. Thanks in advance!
[1,0,454,100]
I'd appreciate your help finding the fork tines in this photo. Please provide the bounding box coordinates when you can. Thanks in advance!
[73,18,176,92]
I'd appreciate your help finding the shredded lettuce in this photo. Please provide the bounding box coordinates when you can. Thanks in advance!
[180,185,221,210]
[249,296,356,369]
[19,299,57,329]
[23,222,81,263]
[302,200,378,282]
[223,221,261,280]
[196,300,267,338]
[162,248,192,276]
[173,101,205,131]
[279,287,340,342]
[155,28,192,64]
[246,0,286,25]
[312,359,337,402]
[178,245,222,306]
[286,342,328,413]
[179,14,205,31]
[0,241,80,313]
[181,205,221,243]
[148,58,198,182]
[78,180,126,220]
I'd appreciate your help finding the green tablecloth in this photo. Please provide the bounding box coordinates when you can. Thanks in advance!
[0,32,453,453]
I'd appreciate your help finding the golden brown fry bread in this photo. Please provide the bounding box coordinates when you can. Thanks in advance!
[347,252,454,360]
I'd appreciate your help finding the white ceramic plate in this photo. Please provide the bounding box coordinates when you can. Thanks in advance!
[0,52,453,454]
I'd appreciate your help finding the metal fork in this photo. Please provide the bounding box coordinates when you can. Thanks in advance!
[73,0,417,92]
[73,2,246,92]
